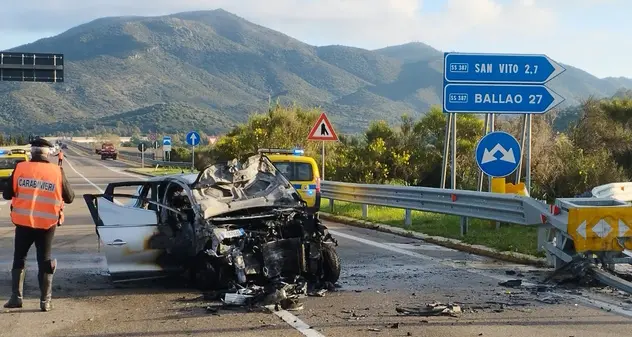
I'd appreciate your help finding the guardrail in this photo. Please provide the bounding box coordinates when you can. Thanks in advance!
[68,141,191,168]
[321,180,632,273]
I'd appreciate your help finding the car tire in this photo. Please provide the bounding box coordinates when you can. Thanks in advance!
[321,243,341,284]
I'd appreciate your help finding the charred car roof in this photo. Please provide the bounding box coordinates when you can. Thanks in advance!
[190,154,304,219]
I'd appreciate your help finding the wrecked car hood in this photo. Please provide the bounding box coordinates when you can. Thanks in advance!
[191,154,304,219]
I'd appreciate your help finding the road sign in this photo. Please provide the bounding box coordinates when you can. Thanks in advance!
[149,133,156,141]
[444,53,566,84]
[186,131,200,146]
[443,83,565,114]
[442,52,566,115]
[475,131,521,178]
[137,143,147,152]
[0,52,64,82]
[308,113,338,141]
[162,136,172,152]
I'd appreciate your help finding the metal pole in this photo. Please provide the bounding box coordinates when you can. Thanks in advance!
[321,140,325,180]
[440,113,452,189]
[487,114,495,192]
[525,114,532,195]
[477,114,490,191]
[516,114,528,184]
[450,113,457,189]
[192,145,195,171]
[141,144,145,168]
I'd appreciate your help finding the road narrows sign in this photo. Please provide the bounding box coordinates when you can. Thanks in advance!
[308,113,338,141]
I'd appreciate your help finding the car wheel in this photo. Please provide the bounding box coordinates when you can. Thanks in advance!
[321,243,341,284]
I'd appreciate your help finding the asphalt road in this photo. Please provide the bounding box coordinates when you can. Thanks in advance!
[1,147,631,337]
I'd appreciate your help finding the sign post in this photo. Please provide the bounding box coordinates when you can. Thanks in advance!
[162,136,172,161]
[442,52,566,194]
[307,112,338,180]
[185,130,200,171]
[137,142,147,168]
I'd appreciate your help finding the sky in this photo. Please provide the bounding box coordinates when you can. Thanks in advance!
[0,0,629,78]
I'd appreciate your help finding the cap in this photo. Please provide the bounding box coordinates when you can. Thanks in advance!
[30,138,54,148]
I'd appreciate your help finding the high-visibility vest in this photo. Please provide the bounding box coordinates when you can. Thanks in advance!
[10,162,64,229]
[58,152,63,160]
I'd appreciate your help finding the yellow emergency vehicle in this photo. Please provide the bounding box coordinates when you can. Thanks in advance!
[259,148,321,214]
[0,149,29,190]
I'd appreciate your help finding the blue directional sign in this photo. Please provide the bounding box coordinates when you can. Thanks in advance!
[186,131,201,146]
[442,52,566,114]
[443,83,564,114]
[475,131,521,178]
[444,53,566,84]
[162,136,171,146]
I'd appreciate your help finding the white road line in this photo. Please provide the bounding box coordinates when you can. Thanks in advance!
[65,158,125,206]
[95,161,147,179]
[65,158,104,193]
[328,229,632,318]
[265,305,326,337]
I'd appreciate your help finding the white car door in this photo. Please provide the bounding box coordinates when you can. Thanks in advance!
[84,181,169,280]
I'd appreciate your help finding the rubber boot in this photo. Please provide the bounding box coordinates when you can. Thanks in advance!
[38,272,54,312]
[3,269,25,308]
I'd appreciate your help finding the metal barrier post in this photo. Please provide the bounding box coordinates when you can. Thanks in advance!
[404,209,412,228]
[361,204,368,219]
[328,198,334,212]
[460,217,469,236]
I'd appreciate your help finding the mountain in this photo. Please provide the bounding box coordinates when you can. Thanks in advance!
[1,9,631,135]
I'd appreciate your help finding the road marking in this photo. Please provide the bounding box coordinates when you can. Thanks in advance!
[65,158,124,206]
[265,305,326,337]
[95,161,147,179]
[65,158,104,193]
[328,229,632,318]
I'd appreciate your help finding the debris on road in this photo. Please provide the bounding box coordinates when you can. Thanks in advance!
[396,301,462,317]
[498,279,522,288]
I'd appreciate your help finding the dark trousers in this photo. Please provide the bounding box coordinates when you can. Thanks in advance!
[12,225,56,273]
[58,159,62,166]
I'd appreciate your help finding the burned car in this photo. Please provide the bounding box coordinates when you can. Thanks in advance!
[84,154,341,292]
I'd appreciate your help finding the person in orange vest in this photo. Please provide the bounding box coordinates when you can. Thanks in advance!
[57,149,63,166]
[2,138,75,312]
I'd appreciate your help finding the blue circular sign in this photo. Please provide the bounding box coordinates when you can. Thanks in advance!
[475,131,521,178]
[186,131,201,146]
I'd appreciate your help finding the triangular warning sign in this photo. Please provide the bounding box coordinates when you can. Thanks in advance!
[308,113,338,141]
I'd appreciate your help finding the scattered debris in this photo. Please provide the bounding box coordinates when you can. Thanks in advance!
[396,301,462,317]
[368,328,381,332]
[390,323,400,329]
[536,296,560,305]
[498,279,522,288]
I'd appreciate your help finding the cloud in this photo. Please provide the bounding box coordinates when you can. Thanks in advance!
[1,0,630,77]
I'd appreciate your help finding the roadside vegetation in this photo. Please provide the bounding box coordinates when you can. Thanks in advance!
[128,167,198,176]
[122,97,632,257]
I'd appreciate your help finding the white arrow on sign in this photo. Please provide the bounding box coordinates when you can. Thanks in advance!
[189,133,197,143]
[481,143,516,164]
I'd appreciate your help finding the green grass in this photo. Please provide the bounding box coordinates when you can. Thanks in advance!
[129,167,198,176]
[321,198,542,257]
